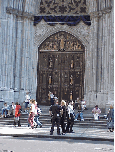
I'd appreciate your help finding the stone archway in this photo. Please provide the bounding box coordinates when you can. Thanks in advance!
[37,31,85,105]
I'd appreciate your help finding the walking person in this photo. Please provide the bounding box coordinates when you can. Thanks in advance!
[14,102,21,127]
[66,101,75,133]
[34,101,42,128]
[107,105,114,132]
[49,99,63,135]
[60,100,66,135]
[28,99,36,129]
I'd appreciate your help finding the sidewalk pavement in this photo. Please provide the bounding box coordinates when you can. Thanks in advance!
[0,125,114,142]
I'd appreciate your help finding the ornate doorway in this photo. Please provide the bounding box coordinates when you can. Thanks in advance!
[37,31,85,105]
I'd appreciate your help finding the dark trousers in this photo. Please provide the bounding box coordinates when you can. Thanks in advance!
[66,115,74,132]
[50,98,54,105]
[50,116,60,134]
[14,117,21,126]
[60,117,66,133]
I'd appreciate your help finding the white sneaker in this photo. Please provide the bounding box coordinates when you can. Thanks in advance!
[81,119,84,121]
[74,119,78,121]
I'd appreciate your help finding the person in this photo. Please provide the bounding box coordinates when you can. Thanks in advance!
[66,101,75,133]
[49,99,63,135]
[11,102,16,116]
[49,92,54,105]
[25,92,30,113]
[1,103,9,118]
[14,102,21,127]
[107,105,114,132]
[81,98,87,111]
[34,101,42,128]
[28,99,36,129]
[74,103,84,121]
[92,105,101,120]
[60,100,66,135]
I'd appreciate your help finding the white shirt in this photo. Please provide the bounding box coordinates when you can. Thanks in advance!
[50,94,54,98]
[25,95,30,102]
[31,104,35,113]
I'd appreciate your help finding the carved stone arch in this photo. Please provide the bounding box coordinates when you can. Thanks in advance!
[37,26,88,49]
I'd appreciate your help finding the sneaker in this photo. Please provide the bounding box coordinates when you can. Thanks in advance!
[40,125,42,128]
[74,119,78,121]
[81,119,84,121]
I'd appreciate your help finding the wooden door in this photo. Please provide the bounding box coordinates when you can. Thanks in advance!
[37,32,85,105]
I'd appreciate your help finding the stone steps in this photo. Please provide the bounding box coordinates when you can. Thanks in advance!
[0,106,108,129]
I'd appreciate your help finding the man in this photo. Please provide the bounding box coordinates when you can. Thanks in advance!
[66,100,75,133]
[49,99,63,135]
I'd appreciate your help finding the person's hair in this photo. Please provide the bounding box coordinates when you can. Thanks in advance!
[110,105,114,109]
[30,99,35,104]
[61,100,66,106]
[95,105,98,107]
[16,102,19,105]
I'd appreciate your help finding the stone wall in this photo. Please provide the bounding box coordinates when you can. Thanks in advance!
[86,0,114,110]
[0,0,36,108]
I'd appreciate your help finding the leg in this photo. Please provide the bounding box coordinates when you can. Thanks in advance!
[2,109,5,116]
[4,109,8,117]
[80,112,84,121]
[18,118,21,127]
[70,116,74,132]
[75,113,79,120]
[56,117,60,135]
[66,119,71,132]
[50,117,55,135]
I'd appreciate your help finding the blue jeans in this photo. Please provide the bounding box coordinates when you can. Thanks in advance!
[2,109,8,117]
[75,112,84,120]
[34,115,42,127]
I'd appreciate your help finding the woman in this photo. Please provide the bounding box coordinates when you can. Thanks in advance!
[14,102,21,127]
[60,100,66,135]
[107,105,114,132]
[28,99,36,129]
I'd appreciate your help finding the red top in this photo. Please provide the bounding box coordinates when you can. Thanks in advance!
[15,105,21,117]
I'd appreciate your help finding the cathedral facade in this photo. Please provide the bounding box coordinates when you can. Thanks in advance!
[0,0,114,111]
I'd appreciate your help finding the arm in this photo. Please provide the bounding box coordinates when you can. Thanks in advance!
[49,111,52,116]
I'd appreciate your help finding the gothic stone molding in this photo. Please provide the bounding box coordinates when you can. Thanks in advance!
[6,7,34,20]
[34,19,90,49]
[90,6,112,20]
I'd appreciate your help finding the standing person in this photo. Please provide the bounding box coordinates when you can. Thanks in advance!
[92,105,101,120]
[107,105,114,132]
[14,102,21,127]
[60,100,66,135]
[66,101,75,133]
[49,92,54,105]
[28,99,35,129]
[25,92,30,113]
[49,99,63,135]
